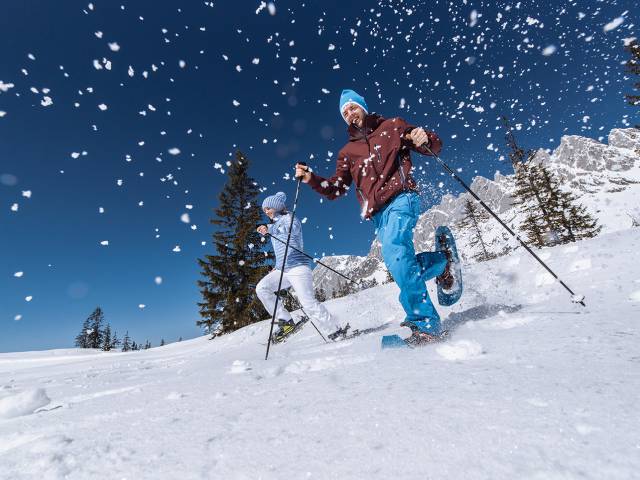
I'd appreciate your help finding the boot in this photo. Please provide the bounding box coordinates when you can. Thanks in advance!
[272,319,296,342]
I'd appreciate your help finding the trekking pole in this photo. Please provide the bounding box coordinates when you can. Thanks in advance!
[423,144,586,307]
[284,290,328,343]
[265,170,305,361]
[265,233,359,286]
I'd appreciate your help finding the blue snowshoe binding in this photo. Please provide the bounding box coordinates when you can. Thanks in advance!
[381,320,449,349]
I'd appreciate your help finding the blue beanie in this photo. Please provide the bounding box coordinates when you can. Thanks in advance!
[339,89,368,118]
[262,191,287,212]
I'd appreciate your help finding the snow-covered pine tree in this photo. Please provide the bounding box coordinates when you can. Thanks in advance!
[85,307,105,349]
[102,324,112,351]
[512,162,559,247]
[501,116,533,168]
[384,269,394,284]
[74,317,92,348]
[197,151,269,335]
[502,116,557,247]
[160,339,165,346]
[110,331,120,350]
[315,287,327,302]
[144,340,151,350]
[538,167,601,243]
[131,341,138,351]
[121,331,132,352]
[457,199,495,262]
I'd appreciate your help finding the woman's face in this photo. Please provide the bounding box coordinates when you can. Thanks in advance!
[263,207,276,219]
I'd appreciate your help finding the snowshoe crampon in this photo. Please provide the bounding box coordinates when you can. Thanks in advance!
[435,226,463,306]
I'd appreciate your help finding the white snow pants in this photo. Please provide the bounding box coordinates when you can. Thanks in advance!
[256,265,334,334]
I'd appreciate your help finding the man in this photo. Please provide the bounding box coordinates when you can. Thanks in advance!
[256,191,345,342]
[294,89,452,342]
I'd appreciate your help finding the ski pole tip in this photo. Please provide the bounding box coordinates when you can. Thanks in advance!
[571,294,586,307]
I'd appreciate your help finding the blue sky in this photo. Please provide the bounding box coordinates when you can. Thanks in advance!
[0,0,636,352]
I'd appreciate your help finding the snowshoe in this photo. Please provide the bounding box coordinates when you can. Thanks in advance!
[328,323,351,341]
[271,317,308,344]
[381,330,449,349]
[434,226,463,306]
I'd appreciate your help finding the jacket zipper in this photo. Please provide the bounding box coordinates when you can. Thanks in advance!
[361,125,380,176]
[397,153,407,189]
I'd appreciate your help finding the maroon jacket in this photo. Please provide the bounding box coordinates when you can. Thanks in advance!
[307,114,442,219]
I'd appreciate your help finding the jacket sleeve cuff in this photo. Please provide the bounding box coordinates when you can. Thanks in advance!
[307,173,324,190]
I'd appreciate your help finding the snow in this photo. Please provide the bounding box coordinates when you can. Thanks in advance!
[1,229,639,478]
[0,388,50,420]
[603,17,624,32]
[0,81,15,92]
[541,45,557,56]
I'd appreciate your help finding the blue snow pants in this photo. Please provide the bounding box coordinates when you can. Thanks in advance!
[372,192,447,334]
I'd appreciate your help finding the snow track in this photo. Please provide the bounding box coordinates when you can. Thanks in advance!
[1,230,639,479]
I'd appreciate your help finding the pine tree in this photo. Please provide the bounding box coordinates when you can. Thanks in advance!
[160,339,165,346]
[102,324,112,351]
[538,167,601,243]
[384,269,394,284]
[110,331,120,350]
[502,116,536,168]
[84,307,105,349]
[513,162,601,246]
[144,340,151,350]
[502,116,557,247]
[511,162,552,247]
[457,199,495,262]
[131,341,138,351]
[74,317,92,348]
[624,40,640,121]
[121,331,132,352]
[178,337,183,342]
[197,151,269,335]
[315,287,327,302]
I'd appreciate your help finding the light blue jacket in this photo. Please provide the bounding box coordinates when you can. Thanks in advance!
[268,212,309,271]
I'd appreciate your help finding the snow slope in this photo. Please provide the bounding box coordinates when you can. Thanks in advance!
[2,229,640,479]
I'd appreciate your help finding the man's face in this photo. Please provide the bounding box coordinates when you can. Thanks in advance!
[341,103,365,127]
[263,207,276,219]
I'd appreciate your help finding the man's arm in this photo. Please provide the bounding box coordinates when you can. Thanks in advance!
[296,155,353,200]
